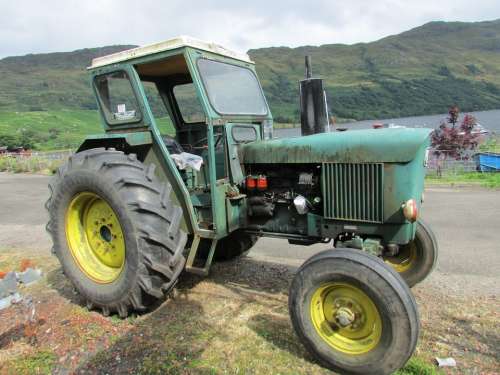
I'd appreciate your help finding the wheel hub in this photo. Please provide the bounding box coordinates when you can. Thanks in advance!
[310,282,382,355]
[384,242,417,273]
[335,306,356,327]
[65,192,125,283]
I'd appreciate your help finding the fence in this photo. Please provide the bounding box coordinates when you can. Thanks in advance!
[0,148,486,176]
[426,153,477,176]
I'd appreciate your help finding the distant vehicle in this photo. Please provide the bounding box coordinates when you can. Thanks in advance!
[458,123,489,136]
[372,122,406,129]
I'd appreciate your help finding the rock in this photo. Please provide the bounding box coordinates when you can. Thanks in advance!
[0,271,17,298]
[18,268,42,285]
[0,292,23,310]
[435,357,457,367]
[20,259,35,272]
[0,281,8,299]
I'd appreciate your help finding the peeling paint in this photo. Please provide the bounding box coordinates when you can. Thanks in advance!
[243,128,432,164]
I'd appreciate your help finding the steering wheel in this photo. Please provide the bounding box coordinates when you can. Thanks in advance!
[190,134,223,149]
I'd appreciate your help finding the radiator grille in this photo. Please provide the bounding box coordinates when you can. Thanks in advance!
[321,163,384,222]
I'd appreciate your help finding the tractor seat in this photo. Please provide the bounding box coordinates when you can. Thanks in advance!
[161,135,184,154]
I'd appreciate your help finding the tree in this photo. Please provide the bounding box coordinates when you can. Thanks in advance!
[448,105,459,127]
[431,112,480,176]
[18,129,39,150]
[0,134,20,149]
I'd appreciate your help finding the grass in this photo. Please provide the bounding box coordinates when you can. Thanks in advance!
[0,110,175,151]
[426,171,500,188]
[7,350,57,375]
[0,155,64,174]
[395,357,441,375]
[0,247,498,374]
[0,110,101,150]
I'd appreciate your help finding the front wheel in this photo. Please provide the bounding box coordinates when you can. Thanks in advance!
[289,249,419,375]
[383,220,438,287]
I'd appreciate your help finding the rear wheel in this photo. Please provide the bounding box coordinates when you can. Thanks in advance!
[46,148,187,317]
[383,220,438,287]
[289,249,419,375]
[214,230,258,261]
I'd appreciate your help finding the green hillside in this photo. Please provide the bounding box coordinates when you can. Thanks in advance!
[0,45,137,112]
[250,20,500,121]
[0,20,499,150]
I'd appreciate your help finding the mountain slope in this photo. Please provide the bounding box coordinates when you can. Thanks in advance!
[0,20,499,122]
[249,19,500,120]
[0,45,137,112]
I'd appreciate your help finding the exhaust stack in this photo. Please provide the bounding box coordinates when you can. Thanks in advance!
[299,56,329,136]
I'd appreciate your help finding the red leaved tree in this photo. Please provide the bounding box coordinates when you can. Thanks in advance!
[431,108,480,176]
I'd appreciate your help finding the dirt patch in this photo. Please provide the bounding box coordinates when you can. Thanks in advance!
[0,249,498,374]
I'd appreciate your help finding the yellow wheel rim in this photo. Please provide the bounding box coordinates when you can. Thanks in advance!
[310,282,382,355]
[384,243,418,273]
[65,192,125,284]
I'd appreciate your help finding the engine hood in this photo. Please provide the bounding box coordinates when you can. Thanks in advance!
[242,128,432,164]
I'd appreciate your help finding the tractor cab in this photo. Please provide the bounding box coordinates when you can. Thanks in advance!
[85,36,272,242]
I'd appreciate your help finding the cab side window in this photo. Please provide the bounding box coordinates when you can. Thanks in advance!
[142,81,175,136]
[94,71,142,125]
[172,83,205,124]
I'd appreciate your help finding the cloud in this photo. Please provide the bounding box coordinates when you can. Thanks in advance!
[0,0,498,58]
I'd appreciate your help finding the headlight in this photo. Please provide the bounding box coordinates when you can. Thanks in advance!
[402,199,418,222]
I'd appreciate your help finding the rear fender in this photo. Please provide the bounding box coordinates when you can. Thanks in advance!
[77,132,153,161]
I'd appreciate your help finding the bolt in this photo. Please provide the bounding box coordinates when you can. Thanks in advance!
[336,307,356,328]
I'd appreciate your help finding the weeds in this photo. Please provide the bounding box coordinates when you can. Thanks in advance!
[396,357,441,375]
[478,135,500,153]
[0,156,63,174]
[426,171,500,188]
[8,350,56,374]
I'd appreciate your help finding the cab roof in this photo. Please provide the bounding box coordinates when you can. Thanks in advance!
[89,35,253,69]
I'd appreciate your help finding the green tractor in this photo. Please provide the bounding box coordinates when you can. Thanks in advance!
[46,36,438,374]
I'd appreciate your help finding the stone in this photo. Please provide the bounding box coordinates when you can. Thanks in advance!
[18,268,42,285]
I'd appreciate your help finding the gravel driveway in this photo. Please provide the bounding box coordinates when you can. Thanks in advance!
[1,172,499,296]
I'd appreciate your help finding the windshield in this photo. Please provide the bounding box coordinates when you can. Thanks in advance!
[198,59,268,115]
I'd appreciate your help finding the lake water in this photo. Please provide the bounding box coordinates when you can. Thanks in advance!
[275,108,500,138]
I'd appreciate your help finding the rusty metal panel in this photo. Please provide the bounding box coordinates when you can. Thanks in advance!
[322,163,384,223]
[243,128,432,164]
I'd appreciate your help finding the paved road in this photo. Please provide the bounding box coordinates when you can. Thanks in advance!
[1,172,498,295]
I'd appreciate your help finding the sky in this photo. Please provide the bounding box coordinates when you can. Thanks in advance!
[0,0,499,58]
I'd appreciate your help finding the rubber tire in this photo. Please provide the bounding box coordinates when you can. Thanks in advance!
[289,249,420,375]
[46,148,187,317]
[213,230,258,261]
[385,220,439,288]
